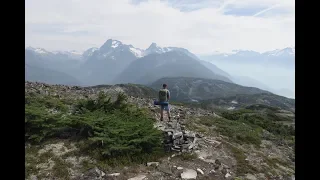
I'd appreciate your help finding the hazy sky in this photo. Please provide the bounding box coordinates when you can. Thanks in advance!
[25,0,295,55]
[210,61,295,98]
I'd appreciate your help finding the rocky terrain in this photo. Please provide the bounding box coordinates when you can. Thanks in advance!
[25,81,295,180]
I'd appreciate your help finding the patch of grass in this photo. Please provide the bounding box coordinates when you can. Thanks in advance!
[233,178,244,180]
[63,141,73,149]
[61,149,81,160]
[196,126,208,133]
[25,146,40,178]
[52,156,73,179]
[80,159,96,172]
[25,145,39,155]
[215,108,295,145]
[199,117,215,127]
[179,153,198,161]
[94,148,166,168]
[185,119,208,134]
[25,159,38,178]
[26,148,55,178]
[228,145,258,176]
[264,157,291,169]
[198,116,262,146]
[170,101,185,106]
[38,150,55,163]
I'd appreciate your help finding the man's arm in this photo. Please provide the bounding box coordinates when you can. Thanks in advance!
[167,90,170,100]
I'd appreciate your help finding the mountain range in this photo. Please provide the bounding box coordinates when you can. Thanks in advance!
[199,47,295,69]
[25,39,233,85]
[25,39,294,98]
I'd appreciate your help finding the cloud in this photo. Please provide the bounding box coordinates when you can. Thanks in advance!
[252,4,280,17]
[25,0,295,54]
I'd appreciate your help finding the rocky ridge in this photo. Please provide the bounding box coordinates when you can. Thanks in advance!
[25,82,295,180]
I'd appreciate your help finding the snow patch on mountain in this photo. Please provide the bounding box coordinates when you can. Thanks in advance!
[69,50,83,55]
[26,47,49,54]
[263,47,295,57]
[210,47,295,58]
[111,40,120,48]
[145,43,173,55]
[129,47,144,58]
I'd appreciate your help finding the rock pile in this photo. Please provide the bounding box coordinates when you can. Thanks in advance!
[150,104,212,153]
[163,122,199,153]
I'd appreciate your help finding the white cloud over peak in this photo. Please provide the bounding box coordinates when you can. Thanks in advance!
[25,0,295,55]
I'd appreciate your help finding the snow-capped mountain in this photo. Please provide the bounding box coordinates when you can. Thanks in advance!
[26,47,51,54]
[263,47,295,57]
[53,50,84,60]
[26,47,84,60]
[144,43,200,60]
[76,39,143,85]
[200,47,295,69]
[205,47,295,58]
[144,43,172,55]
[26,39,200,61]
[82,47,99,59]
[25,39,295,98]
[129,46,144,58]
[88,39,145,59]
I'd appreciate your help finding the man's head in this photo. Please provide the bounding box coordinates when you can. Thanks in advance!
[162,84,167,89]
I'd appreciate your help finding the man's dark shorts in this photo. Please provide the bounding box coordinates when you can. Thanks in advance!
[161,104,170,111]
[154,100,170,111]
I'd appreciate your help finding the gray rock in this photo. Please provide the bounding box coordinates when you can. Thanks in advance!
[164,129,175,133]
[85,167,105,177]
[245,174,257,180]
[209,169,216,174]
[188,143,195,150]
[108,173,120,177]
[181,169,197,179]
[184,132,195,138]
[128,174,147,180]
[213,164,220,170]
[225,173,231,178]
[30,175,38,180]
[173,132,183,139]
[147,162,159,167]
[197,168,204,175]
[215,159,221,165]
[177,167,184,170]
[221,168,228,175]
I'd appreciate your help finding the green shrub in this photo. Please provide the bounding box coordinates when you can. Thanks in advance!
[25,91,164,163]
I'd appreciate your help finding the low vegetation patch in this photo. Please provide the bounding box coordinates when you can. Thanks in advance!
[228,145,258,175]
[51,156,73,179]
[215,108,295,145]
[179,153,198,161]
[198,116,262,146]
[25,91,165,168]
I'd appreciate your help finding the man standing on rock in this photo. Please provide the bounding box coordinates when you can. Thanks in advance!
[159,84,171,121]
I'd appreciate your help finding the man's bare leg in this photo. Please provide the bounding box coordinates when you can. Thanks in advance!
[166,108,171,121]
[160,107,164,121]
